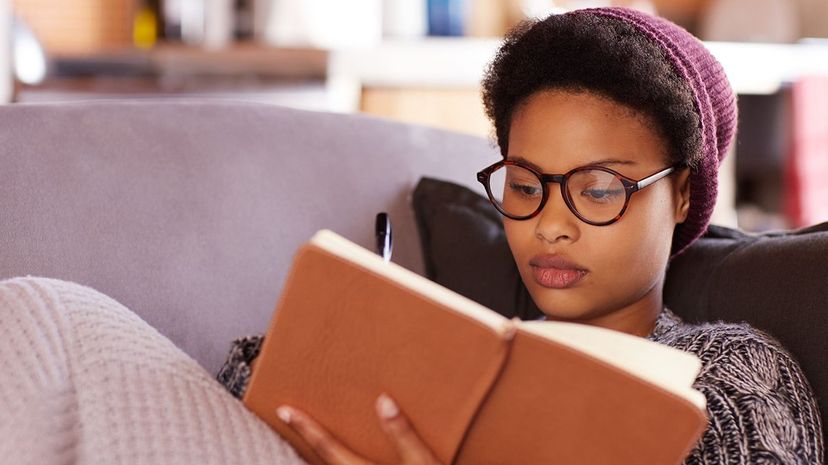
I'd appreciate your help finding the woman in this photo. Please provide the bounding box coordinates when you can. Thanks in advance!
[219,7,824,465]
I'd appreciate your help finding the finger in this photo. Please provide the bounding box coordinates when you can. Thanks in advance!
[375,393,439,465]
[277,406,371,465]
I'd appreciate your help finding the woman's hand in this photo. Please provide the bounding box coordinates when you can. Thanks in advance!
[276,393,443,465]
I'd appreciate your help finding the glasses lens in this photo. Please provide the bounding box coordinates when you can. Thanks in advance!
[567,169,627,223]
[488,164,543,218]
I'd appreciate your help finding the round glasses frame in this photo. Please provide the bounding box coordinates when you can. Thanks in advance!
[476,160,679,226]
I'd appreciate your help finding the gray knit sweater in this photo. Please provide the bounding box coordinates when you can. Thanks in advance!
[646,307,824,465]
[218,307,825,464]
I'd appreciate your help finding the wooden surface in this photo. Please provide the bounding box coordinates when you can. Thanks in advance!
[13,0,135,54]
[360,87,492,137]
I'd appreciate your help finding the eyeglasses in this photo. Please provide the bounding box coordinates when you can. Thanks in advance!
[476,159,678,226]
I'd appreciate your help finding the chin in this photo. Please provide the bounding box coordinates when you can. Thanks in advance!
[525,285,597,322]
[518,267,592,319]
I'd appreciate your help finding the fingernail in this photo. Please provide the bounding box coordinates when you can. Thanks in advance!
[276,406,292,424]
[376,393,399,420]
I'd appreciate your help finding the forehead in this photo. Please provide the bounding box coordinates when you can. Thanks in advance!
[507,90,668,172]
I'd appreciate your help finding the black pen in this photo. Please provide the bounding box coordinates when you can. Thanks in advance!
[375,212,393,263]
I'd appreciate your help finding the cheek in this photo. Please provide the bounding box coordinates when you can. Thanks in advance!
[614,187,677,268]
[580,213,670,310]
[503,219,533,261]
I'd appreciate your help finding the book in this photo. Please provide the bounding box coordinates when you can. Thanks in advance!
[243,229,708,465]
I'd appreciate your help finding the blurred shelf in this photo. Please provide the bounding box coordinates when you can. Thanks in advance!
[36,42,328,80]
[23,37,828,98]
[148,43,328,79]
[17,43,329,109]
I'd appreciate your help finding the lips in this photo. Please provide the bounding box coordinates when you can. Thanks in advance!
[529,254,588,289]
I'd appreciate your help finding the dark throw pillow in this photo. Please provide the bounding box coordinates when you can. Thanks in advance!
[412,177,544,321]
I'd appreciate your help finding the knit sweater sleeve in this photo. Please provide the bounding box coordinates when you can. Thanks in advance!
[680,325,824,465]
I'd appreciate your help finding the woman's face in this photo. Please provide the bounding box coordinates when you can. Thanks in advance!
[503,89,690,333]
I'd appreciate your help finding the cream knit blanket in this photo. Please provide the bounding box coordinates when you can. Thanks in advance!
[0,276,308,465]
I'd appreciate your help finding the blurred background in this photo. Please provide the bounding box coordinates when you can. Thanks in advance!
[0,0,827,232]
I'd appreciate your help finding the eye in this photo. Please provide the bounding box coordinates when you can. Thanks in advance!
[580,188,624,203]
[508,181,541,198]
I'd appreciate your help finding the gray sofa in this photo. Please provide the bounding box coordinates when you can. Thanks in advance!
[0,100,500,374]
[1,100,825,448]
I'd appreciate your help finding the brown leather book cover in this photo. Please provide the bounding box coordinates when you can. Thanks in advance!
[243,230,707,465]
[243,240,513,465]
[454,329,707,465]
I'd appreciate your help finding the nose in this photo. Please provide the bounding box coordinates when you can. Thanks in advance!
[534,184,580,244]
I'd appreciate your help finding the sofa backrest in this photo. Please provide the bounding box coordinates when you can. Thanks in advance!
[0,100,501,373]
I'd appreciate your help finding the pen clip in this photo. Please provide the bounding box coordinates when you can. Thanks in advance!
[375,212,393,263]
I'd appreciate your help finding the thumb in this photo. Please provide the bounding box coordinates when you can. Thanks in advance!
[375,393,440,465]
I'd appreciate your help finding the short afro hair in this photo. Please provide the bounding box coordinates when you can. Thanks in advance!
[481,12,702,169]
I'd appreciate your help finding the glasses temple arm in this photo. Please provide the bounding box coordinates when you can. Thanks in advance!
[635,166,676,190]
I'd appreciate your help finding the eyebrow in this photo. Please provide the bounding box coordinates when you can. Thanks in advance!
[507,156,636,172]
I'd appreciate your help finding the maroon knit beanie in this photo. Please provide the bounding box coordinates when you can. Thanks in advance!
[573,7,738,257]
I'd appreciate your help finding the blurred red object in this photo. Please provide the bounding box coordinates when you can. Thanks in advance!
[785,76,828,227]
